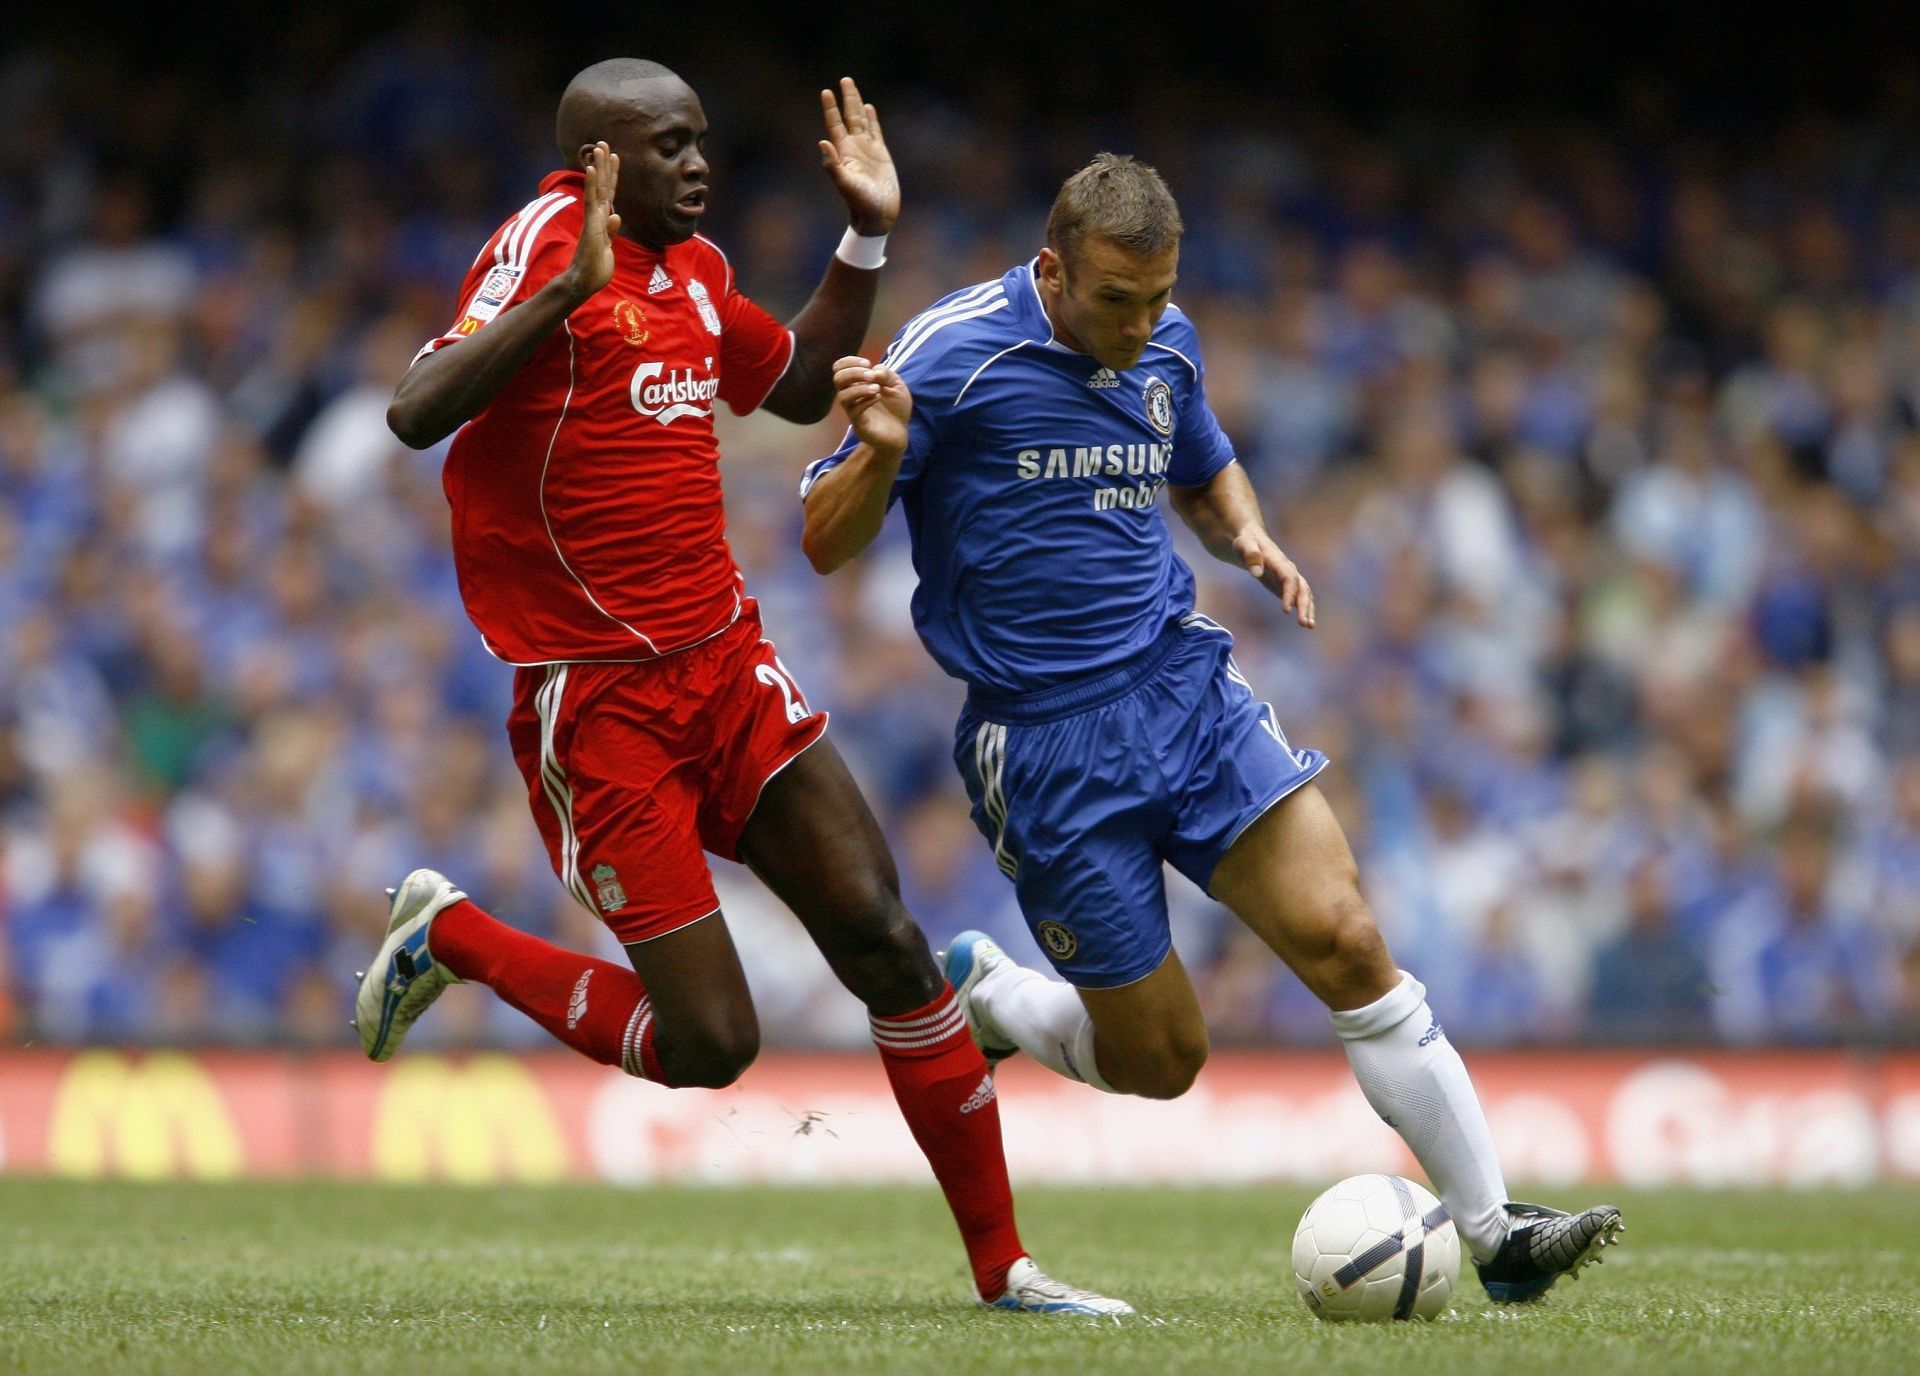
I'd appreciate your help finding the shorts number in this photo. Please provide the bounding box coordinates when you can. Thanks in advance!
[754,657,810,724]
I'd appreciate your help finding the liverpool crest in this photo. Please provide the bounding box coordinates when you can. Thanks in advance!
[685,278,723,335]
[592,863,628,913]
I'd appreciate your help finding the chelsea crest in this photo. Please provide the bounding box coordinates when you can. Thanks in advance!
[1143,378,1175,437]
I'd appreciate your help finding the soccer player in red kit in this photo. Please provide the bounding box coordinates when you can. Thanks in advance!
[352,59,1127,1315]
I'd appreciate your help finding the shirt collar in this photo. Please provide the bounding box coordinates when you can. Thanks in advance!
[1008,259,1050,344]
[1013,257,1095,360]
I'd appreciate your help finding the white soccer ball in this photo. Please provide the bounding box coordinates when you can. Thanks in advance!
[1292,1173,1460,1321]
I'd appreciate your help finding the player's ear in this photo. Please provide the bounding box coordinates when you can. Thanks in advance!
[576,144,599,172]
[1037,246,1064,292]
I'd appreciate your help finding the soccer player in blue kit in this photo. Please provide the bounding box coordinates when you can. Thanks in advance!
[801,154,1623,1302]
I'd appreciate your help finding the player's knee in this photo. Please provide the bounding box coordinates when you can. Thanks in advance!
[673,1043,758,1089]
[1315,890,1392,1000]
[658,1018,761,1089]
[848,888,917,959]
[1129,1047,1208,1100]
[831,896,941,1006]
[1122,1029,1210,1100]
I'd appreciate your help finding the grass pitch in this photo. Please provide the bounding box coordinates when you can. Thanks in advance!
[0,1180,1915,1375]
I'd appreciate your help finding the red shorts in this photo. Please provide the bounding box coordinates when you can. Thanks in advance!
[506,605,828,945]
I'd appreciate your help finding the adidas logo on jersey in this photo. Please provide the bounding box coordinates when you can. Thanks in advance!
[958,1074,998,1114]
[1086,367,1121,388]
[647,264,672,295]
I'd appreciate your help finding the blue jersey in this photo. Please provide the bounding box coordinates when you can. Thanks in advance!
[801,259,1237,695]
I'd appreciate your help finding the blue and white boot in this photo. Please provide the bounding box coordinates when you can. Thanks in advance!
[941,931,1020,1067]
[984,1257,1134,1316]
[353,868,468,1062]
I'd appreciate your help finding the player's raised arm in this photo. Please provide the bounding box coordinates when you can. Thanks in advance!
[1168,464,1317,629]
[387,143,623,450]
[800,357,912,573]
[759,79,900,425]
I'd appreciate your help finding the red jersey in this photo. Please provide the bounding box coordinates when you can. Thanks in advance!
[419,169,795,663]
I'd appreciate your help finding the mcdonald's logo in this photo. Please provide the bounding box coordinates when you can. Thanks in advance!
[371,1055,568,1184]
[47,1051,243,1180]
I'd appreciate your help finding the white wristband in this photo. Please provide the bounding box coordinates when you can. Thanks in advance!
[835,227,889,270]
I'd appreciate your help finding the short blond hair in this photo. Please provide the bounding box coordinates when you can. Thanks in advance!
[1046,153,1184,266]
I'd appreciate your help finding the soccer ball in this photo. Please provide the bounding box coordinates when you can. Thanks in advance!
[1292,1173,1460,1321]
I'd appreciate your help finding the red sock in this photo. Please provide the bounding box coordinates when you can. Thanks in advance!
[429,899,665,1081]
[871,986,1026,1300]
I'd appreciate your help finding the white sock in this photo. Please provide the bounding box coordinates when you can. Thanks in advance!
[975,962,1118,1093]
[1330,970,1511,1263]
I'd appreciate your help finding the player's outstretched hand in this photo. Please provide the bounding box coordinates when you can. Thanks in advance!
[833,355,912,456]
[817,78,899,236]
[563,141,621,303]
[1234,529,1317,629]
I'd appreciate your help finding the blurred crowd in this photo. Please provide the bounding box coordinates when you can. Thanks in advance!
[3,17,1918,1051]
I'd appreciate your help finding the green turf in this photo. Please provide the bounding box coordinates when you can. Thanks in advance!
[0,1180,1915,1375]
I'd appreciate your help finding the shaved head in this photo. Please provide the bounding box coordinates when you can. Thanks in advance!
[553,58,712,249]
[556,58,686,161]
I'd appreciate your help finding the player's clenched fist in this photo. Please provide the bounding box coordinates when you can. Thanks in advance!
[833,355,912,456]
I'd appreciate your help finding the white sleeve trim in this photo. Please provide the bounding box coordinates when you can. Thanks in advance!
[799,434,854,500]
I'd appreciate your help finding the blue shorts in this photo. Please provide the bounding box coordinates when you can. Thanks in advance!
[953,614,1329,989]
